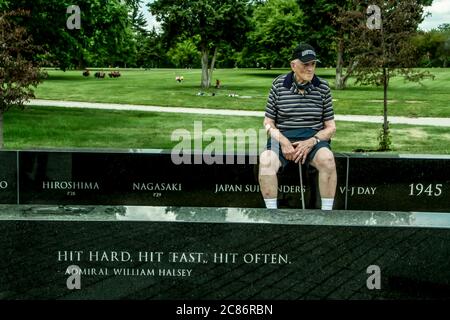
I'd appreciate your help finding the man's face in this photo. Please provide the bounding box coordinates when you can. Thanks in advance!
[290,59,316,83]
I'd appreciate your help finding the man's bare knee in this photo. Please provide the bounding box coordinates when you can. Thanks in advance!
[259,150,281,176]
[313,150,336,172]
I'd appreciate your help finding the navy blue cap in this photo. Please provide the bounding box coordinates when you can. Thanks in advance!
[291,43,320,63]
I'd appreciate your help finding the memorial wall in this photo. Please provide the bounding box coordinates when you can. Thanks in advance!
[0,150,449,212]
[1,207,450,300]
[1,150,449,300]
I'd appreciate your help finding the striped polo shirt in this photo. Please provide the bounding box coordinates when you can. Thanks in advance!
[265,72,334,131]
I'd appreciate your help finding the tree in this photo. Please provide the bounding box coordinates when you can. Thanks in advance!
[125,0,148,36]
[246,0,306,69]
[332,0,359,90]
[149,0,251,88]
[296,0,341,68]
[2,0,136,69]
[0,11,46,148]
[135,27,171,68]
[167,37,201,68]
[414,24,450,67]
[342,0,434,151]
[333,0,432,90]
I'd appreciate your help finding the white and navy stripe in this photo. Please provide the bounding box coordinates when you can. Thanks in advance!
[265,72,334,131]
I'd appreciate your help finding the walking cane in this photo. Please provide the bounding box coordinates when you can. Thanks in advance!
[298,162,305,210]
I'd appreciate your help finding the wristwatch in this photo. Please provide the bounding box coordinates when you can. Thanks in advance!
[314,136,320,145]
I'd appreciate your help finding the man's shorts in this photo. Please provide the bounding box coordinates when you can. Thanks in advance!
[266,128,331,169]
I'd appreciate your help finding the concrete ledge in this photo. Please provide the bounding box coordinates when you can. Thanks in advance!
[1,205,450,229]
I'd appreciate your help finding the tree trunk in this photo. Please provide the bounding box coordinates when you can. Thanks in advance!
[0,110,4,149]
[382,67,390,150]
[201,47,209,89]
[335,38,345,90]
[379,21,390,151]
[335,38,357,90]
[383,67,388,129]
[208,47,218,87]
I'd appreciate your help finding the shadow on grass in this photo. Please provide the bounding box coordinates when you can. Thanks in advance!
[337,85,380,92]
[244,72,286,78]
[353,148,388,153]
[44,74,99,81]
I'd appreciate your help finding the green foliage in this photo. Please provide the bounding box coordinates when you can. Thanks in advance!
[2,0,136,69]
[150,0,251,87]
[340,0,434,151]
[346,1,430,81]
[0,10,47,148]
[135,28,171,68]
[244,0,306,68]
[2,0,443,72]
[150,0,251,49]
[414,24,450,67]
[167,37,201,68]
[296,0,344,67]
[0,11,47,112]
[125,0,148,35]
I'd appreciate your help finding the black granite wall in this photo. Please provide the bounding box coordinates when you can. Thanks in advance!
[1,216,449,300]
[0,150,448,212]
[0,152,17,204]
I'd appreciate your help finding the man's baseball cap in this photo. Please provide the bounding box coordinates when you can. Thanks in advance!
[291,43,321,63]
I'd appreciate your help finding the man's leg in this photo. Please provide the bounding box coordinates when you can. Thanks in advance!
[259,150,281,209]
[310,148,337,210]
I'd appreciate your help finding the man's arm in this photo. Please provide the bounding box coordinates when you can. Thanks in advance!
[314,119,336,142]
[263,117,296,160]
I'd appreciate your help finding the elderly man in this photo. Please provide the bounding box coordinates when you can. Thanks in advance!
[258,43,337,210]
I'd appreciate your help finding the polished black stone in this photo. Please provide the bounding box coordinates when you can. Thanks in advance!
[0,206,449,300]
[0,151,17,204]
[17,150,348,209]
[0,150,446,212]
[345,155,450,212]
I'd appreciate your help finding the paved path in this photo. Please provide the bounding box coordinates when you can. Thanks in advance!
[28,99,450,127]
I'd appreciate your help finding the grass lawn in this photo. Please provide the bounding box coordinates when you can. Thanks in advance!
[3,106,450,154]
[35,68,450,117]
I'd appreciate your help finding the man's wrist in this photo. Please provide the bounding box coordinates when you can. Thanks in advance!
[269,126,281,137]
[280,136,291,147]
